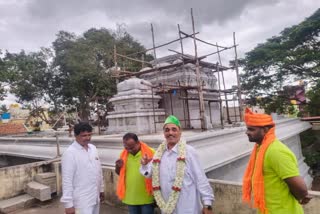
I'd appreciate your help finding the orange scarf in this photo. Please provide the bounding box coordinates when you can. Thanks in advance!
[242,127,276,214]
[116,141,154,200]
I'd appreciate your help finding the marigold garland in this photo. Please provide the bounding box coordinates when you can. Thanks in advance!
[152,140,187,214]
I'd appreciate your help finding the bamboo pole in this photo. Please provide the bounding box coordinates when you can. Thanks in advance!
[216,63,224,128]
[179,30,228,49]
[114,45,119,84]
[151,86,157,133]
[151,24,158,67]
[168,49,207,61]
[116,53,152,65]
[126,32,200,57]
[217,42,231,124]
[178,24,185,57]
[141,54,145,68]
[177,24,187,128]
[199,46,235,59]
[55,134,61,157]
[233,32,243,121]
[191,8,206,131]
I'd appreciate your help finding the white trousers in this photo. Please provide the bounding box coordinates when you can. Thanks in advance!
[75,203,100,214]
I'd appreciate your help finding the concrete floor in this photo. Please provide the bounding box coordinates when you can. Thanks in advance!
[13,197,127,214]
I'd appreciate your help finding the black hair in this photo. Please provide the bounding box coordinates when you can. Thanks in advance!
[264,125,275,129]
[74,122,93,136]
[123,132,139,143]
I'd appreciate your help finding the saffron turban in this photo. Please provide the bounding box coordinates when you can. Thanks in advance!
[164,115,181,127]
[243,108,277,213]
[244,108,275,127]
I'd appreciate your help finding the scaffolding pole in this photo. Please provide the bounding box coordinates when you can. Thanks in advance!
[217,42,231,124]
[116,53,152,65]
[233,32,243,121]
[179,81,187,128]
[141,54,145,69]
[151,86,157,132]
[191,8,206,131]
[216,63,224,128]
[178,24,188,128]
[126,32,199,57]
[111,9,242,129]
[151,24,158,66]
[179,30,228,49]
[113,45,119,84]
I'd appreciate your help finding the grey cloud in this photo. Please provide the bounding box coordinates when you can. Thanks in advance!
[21,0,282,56]
[26,0,280,27]
[0,0,319,105]
[127,21,180,46]
[1,0,318,58]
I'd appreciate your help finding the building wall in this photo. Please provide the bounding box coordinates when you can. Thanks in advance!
[206,132,312,187]
[0,155,39,168]
[160,91,221,129]
[0,161,50,200]
[211,179,320,214]
[101,167,320,214]
[1,162,319,214]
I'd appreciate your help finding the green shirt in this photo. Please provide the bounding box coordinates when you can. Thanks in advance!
[122,150,154,205]
[257,139,303,214]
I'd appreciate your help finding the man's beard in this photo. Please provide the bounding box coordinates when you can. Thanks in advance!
[247,136,263,143]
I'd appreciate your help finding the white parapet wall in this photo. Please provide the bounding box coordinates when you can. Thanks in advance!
[0,118,312,186]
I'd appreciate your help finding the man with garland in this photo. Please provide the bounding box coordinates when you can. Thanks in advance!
[242,108,311,214]
[140,115,214,214]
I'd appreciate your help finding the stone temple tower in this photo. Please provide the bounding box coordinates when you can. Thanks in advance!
[106,77,165,134]
[140,54,220,129]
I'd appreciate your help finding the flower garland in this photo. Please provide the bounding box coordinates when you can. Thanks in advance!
[152,140,187,214]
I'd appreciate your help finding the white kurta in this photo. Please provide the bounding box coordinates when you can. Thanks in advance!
[61,141,104,210]
[140,143,214,214]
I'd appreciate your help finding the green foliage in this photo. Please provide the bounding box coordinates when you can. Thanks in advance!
[300,129,317,148]
[301,130,320,168]
[0,49,8,100]
[303,152,320,168]
[306,80,320,116]
[248,94,296,115]
[0,104,8,112]
[2,27,150,122]
[3,50,48,102]
[241,8,320,113]
[52,27,149,120]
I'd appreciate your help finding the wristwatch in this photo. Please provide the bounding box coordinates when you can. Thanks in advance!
[204,205,212,210]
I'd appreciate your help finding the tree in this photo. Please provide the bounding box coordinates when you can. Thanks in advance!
[306,80,320,116]
[2,27,150,123]
[52,27,150,121]
[241,8,320,112]
[0,49,8,100]
[1,49,63,124]
[0,104,8,112]
[4,50,47,102]
[253,96,291,114]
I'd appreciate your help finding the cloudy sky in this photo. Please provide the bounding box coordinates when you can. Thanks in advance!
[0,0,319,105]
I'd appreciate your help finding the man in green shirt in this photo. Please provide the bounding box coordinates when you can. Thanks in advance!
[115,133,154,214]
[242,108,311,214]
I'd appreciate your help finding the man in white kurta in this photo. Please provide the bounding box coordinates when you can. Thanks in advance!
[61,122,104,214]
[140,115,214,214]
